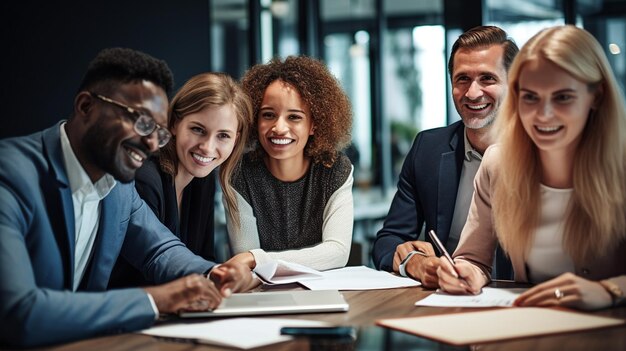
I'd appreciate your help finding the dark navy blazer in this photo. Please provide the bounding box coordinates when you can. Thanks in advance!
[372,121,511,279]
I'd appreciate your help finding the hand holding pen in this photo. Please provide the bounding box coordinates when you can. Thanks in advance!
[428,230,486,295]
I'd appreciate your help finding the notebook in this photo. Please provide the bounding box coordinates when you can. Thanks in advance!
[377,307,625,345]
[179,289,349,318]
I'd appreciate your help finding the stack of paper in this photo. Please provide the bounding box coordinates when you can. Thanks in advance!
[301,266,421,290]
[254,261,421,290]
[254,260,323,284]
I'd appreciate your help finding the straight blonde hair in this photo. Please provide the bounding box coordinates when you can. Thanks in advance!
[492,25,626,263]
[160,73,253,230]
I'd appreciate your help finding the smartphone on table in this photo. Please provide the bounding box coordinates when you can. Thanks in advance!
[280,326,355,338]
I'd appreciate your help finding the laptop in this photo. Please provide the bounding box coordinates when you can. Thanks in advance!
[179,289,349,318]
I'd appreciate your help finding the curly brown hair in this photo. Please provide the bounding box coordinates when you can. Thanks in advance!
[241,56,352,167]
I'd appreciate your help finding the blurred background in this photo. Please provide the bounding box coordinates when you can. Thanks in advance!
[3,0,625,263]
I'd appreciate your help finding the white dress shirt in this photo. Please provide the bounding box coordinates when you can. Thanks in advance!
[446,130,482,253]
[59,123,116,291]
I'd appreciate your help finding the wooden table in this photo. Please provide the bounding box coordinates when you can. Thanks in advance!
[28,284,626,351]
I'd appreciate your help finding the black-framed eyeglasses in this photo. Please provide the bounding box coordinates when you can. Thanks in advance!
[90,92,171,148]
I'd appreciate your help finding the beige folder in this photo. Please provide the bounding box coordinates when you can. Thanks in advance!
[377,307,624,345]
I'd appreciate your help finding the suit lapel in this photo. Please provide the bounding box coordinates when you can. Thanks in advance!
[42,123,76,289]
[81,188,124,290]
[436,124,464,243]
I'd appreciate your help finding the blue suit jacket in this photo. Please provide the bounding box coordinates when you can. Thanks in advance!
[0,123,214,347]
[372,121,511,279]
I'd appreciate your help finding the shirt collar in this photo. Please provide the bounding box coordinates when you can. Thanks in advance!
[463,128,482,162]
[59,122,116,199]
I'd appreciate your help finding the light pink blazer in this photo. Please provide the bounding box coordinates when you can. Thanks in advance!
[453,145,626,302]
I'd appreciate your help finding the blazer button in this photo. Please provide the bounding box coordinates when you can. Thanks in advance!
[581,268,590,275]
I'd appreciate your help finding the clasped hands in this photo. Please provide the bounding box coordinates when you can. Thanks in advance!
[144,261,253,314]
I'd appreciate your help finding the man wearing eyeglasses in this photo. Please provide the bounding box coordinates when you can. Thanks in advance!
[0,48,253,348]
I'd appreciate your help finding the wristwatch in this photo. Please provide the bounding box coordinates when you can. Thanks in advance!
[599,279,624,307]
[398,250,428,277]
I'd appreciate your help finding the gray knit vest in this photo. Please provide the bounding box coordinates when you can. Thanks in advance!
[232,152,352,251]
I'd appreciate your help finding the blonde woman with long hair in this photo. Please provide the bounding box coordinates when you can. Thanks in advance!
[437,25,626,310]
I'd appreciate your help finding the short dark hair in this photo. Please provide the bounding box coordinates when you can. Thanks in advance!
[448,26,519,77]
[77,47,174,96]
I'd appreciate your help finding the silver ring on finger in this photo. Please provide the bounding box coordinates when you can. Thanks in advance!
[554,288,565,300]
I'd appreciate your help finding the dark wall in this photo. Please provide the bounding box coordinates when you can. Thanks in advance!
[1,1,211,139]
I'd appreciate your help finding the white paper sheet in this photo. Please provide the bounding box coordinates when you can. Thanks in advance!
[300,266,421,290]
[254,260,323,284]
[415,287,527,307]
[140,318,329,349]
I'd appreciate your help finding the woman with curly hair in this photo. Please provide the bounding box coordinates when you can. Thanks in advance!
[225,56,354,271]
[109,72,253,287]
[437,25,626,310]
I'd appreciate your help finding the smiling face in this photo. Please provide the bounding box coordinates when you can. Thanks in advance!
[518,57,597,159]
[172,104,239,181]
[452,44,508,130]
[80,80,168,183]
[257,80,314,163]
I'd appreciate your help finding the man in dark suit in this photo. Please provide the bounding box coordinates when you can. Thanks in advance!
[0,48,252,348]
[372,26,519,288]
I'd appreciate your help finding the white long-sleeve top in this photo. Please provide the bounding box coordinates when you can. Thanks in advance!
[225,152,354,271]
